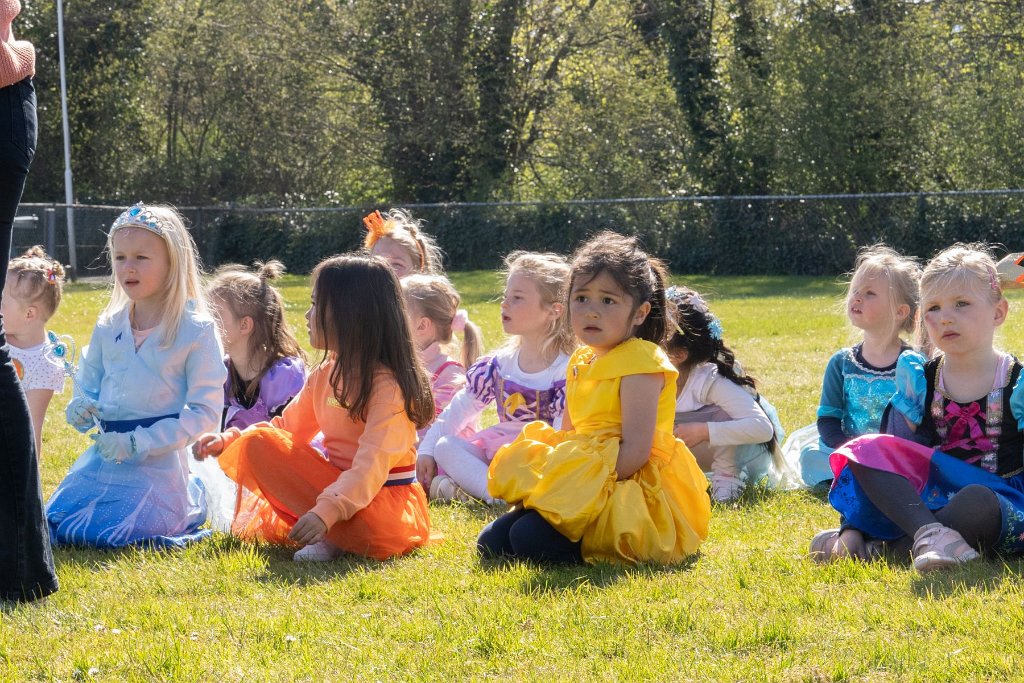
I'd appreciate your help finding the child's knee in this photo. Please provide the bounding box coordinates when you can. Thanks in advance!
[953,484,1000,517]
[476,521,507,558]
[434,435,468,462]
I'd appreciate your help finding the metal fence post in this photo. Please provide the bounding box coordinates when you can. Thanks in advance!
[45,207,56,260]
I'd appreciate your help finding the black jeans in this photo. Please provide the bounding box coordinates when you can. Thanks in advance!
[477,507,583,565]
[0,77,57,602]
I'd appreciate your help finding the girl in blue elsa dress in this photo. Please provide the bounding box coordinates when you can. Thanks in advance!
[46,203,226,548]
[783,245,924,486]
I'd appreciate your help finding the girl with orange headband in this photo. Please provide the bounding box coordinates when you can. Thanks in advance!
[363,209,444,277]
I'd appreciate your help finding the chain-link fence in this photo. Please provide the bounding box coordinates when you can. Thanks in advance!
[15,190,1024,279]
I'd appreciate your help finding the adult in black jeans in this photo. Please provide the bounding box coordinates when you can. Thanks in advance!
[0,72,59,603]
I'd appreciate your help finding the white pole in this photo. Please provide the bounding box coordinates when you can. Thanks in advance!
[56,0,76,276]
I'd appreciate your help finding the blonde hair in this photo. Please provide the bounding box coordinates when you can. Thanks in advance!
[502,251,575,358]
[101,204,208,347]
[918,243,1004,353]
[7,246,64,320]
[846,244,922,337]
[402,274,482,370]
[207,260,306,401]
[363,208,443,274]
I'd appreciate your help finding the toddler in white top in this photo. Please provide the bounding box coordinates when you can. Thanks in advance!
[1,246,66,455]
[665,286,794,501]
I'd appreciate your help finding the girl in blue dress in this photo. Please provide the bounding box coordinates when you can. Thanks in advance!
[814,244,1024,572]
[784,244,923,486]
[46,203,226,548]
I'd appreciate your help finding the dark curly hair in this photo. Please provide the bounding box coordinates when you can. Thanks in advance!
[665,286,777,451]
[568,231,671,345]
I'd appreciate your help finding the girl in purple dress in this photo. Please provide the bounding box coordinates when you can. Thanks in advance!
[193,261,306,532]
[417,252,575,503]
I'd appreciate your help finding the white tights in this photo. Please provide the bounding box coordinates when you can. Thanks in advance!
[434,435,497,503]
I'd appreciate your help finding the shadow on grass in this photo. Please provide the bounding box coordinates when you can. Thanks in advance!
[711,481,832,510]
[910,556,1024,597]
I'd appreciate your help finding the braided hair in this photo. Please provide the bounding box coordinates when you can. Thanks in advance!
[666,286,776,450]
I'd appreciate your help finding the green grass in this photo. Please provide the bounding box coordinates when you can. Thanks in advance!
[4,274,1024,682]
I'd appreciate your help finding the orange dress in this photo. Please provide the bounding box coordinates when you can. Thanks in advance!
[488,339,711,564]
[217,360,431,560]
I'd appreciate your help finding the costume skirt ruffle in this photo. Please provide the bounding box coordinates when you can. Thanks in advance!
[780,423,835,487]
[218,427,432,560]
[488,421,711,565]
[46,446,210,549]
[829,433,1024,554]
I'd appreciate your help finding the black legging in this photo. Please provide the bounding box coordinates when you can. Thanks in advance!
[0,76,58,603]
[477,507,583,565]
[849,462,1002,552]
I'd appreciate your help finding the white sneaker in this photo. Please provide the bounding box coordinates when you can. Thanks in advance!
[293,540,343,562]
[429,475,477,503]
[711,472,744,502]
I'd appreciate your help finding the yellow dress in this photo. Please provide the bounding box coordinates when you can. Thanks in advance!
[488,338,711,564]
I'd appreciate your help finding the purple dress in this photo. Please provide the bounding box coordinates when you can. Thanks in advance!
[465,354,567,459]
[223,356,305,430]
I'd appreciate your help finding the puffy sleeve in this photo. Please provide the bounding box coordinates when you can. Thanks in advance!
[129,318,227,458]
[418,356,495,456]
[815,350,846,420]
[889,350,928,427]
[1010,366,1024,432]
[261,356,306,416]
[309,377,416,528]
[464,356,498,405]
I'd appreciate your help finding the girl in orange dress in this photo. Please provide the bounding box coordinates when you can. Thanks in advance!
[193,254,435,561]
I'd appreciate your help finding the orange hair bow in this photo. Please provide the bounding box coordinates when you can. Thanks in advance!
[362,210,389,245]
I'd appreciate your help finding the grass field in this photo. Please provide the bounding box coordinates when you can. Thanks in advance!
[4,273,1024,682]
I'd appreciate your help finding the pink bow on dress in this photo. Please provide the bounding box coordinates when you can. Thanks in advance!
[943,402,994,453]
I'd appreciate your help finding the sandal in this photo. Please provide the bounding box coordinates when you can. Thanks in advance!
[911,522,979,573]
[809,528,841,563]
[810,528,884,563]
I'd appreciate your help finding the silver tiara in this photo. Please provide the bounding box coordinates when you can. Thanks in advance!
[111,202,166,236]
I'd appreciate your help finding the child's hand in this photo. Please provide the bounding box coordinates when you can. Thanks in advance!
[674,421,710,447]
[417,454,438,492]
[288,511,328,546]
[192,432,225,460]
[91,431,136,463]
[67,397,101,433]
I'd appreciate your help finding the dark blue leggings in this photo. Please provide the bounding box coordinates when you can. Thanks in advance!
[477,507,583,565]
[0,77,57,603]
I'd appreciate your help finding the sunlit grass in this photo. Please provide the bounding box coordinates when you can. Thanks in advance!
[4,274,1024,682]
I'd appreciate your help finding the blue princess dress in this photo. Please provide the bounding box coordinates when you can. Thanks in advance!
[784,344,922,486]
[46,303,226,548]
[830,353,1024,554]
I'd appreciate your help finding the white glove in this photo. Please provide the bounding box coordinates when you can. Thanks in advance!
[67,397,101,433]
[91,431,137,464]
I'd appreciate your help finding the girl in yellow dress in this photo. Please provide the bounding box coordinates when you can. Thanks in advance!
[481,232,711,564]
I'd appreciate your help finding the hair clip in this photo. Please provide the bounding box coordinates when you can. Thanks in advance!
[363,210,388,242]
[987,266,1000,292]
[45,267,58,284]
[667,286,723,340]
[111,202,165,236]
